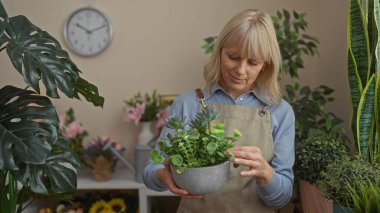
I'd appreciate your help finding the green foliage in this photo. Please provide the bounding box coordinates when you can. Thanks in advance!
[285,82,343,143]
[150,108,242,173]
[0,1,104,212]
[347,180,380,212]
[317,157,380,206]
[295,129,349,184]
[347,0,380,164]
[272,9,319,79]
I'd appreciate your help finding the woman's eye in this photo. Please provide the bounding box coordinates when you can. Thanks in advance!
[228,55,239,60]
[248,60,258,66]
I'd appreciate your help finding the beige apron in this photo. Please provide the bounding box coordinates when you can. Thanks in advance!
[177,91,275,213]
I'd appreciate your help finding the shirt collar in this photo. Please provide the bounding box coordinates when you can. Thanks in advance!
[204,83,272,106]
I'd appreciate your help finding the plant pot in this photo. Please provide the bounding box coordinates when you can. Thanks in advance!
[299,179,332,213]
[333,203,353,213]
[170,160,230,195]
[90,155,114,182]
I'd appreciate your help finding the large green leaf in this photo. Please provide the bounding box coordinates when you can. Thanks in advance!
[348,0,370,86]
[25,139,80,195]
[374,0,380,164]
[0,15,104,107]
[0,1,6,39]
[356,75,375,160]
[348,48,362,146]
[0,85,58,170]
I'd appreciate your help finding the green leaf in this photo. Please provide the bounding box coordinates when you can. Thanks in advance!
[348,47,363,147]
[150,150,164,165]
[0,86,58,170]
[0,15,104,107]
[170,155,183,166]
[348,0,370,86]
[73,77,104,108]
[206,142,217,155]
[356,75,376,160]
[233,129,242,138]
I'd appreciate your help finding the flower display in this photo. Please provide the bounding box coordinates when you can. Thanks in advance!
[123,90,170,127]
[83,136,124,166]
[59,108,88,163]
[88,198,128,213]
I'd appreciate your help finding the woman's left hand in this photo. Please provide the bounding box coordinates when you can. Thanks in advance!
[232,146,273,185]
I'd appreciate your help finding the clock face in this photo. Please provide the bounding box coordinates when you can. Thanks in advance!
[63,7,113,57]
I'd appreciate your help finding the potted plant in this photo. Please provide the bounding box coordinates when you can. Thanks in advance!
[346,0,379,164]
[317,0,380,211]
[150,107,242,195]
[0,2,104,212]
[295,127,349,213]
[317,157,380,212]
[83,136,124,181]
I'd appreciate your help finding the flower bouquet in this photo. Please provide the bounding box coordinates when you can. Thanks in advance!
[123,90,170,128]
[59,108,88,164]
[83,136,124,181]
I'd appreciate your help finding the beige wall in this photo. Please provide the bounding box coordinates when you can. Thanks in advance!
[0,0,350,162]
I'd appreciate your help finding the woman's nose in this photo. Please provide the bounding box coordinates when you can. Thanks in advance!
[237,60,247,74]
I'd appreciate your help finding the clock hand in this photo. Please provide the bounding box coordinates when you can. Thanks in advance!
[88,25,107,33]
[75,23,91,34]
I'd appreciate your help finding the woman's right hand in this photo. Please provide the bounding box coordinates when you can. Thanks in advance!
[157,162,203,199]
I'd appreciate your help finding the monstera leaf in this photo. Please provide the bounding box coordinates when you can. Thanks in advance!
[0,86,80,195]
[0,86,58,170]
[0,14,104,107]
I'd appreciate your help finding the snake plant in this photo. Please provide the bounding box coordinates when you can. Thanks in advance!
[347,0,380,164]
[0,1,104,212]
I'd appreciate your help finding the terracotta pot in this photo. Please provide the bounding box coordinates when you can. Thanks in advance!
[170,161,230,195]
[90,155,113,182]
[299,179,332,213]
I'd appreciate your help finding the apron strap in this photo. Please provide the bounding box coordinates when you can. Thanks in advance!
[195,88,207,108]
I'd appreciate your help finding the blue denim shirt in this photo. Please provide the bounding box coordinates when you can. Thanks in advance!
[143,84,295,208]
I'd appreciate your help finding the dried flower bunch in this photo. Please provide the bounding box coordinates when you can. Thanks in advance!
[83,136,124,165]
[123,90,169,127]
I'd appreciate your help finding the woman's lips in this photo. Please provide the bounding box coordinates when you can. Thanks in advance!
[231,75,245,83]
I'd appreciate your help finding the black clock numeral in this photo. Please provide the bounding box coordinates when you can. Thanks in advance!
[89,47,93,52]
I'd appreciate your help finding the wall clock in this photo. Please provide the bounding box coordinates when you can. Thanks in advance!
[63,7,113,57]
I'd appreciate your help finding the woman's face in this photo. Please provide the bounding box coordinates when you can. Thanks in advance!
[219,44,265,99]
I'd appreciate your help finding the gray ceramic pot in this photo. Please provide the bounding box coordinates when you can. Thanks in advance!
[170,160,230,195]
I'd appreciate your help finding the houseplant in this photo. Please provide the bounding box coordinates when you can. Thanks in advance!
[315,0,380,210]
[123,90,170,145]
[150,107,242,195]
[295,128,349,213]
[317,157,380,212]
[346,0,379,164]
[0,1,104,213]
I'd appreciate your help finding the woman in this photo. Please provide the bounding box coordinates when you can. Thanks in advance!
[144,9,295,212]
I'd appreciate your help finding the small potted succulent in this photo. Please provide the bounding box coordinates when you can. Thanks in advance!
[150,108,242,195]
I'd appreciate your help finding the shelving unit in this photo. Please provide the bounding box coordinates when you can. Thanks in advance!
[25,168,175,213]
[77,168,175,213]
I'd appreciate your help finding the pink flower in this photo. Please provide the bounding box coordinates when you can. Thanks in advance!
[123,105,145,125]
[156,107,170,128]
[63,121,84,139]
[59,114,66,128]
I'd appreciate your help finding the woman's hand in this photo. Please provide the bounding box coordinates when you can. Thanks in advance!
[232,146,273,185]
[157,162,203,199]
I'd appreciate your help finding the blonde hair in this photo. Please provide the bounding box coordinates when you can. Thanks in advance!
[204,9,282,104]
